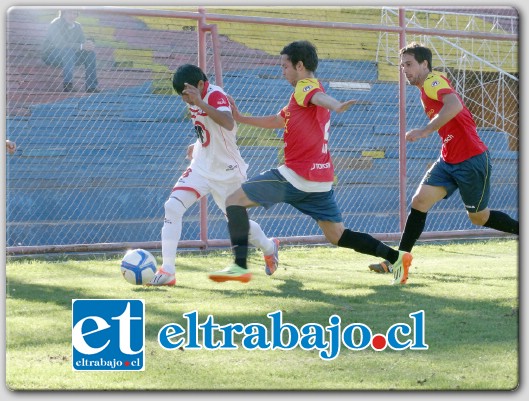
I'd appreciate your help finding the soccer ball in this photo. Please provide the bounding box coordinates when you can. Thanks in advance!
[120,249,157,285]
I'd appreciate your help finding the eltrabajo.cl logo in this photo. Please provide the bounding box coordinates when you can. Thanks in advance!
[72,299,145,371]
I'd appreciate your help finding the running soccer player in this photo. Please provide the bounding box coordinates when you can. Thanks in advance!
[368,43,519,274]
[147,64,279,286]
[208,40,412,285]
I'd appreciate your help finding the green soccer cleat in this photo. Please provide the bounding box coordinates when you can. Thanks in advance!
[208,263,252,283]
[392,251,412,285]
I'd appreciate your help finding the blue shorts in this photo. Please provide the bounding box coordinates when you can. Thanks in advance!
[241,169,343,222]
[422,151,491,213]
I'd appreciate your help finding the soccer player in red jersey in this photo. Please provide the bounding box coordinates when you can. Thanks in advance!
[369,43,518,274]
[208,40,412,285]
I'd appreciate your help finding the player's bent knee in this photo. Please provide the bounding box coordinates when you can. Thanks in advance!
[411,195,426,210]
[226,188,250,207]
[164,197,187,220]
[468,211,488,226]
[320,224,344,246]
[410,196,435,213]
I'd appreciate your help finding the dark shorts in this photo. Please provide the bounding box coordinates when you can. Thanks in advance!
[241,169,343,222]
[422,151,491,213]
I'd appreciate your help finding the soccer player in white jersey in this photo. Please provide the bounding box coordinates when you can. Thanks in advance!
[208,41,412,285]
[148,64,279,286]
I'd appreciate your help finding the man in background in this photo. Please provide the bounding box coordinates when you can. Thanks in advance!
[42,9,99,93]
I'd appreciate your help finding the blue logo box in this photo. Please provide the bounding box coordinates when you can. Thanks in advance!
[72,299,145,371]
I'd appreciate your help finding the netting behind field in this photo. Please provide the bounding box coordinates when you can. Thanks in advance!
[5,6,518,250]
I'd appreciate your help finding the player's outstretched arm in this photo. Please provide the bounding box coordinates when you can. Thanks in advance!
[227,95,243,121]
[311,92,357,113]
[227,95,284,129]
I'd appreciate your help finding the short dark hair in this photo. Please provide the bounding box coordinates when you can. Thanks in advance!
[59,9,80,17]
[399,42,433,71]
[280,40,319,73]
[172,64,208,95]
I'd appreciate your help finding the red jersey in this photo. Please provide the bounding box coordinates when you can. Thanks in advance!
[279,78,334,182]
[421,71,487,163]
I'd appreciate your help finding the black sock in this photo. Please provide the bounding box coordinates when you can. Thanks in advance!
[483,210,519,235]
[226,205,250,268]
[337,229,400,264]
[399,208,427,252]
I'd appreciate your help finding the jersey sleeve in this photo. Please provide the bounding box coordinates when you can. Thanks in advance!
[293,78,323,107]
[207,90,231,112]
[423,74,454,101]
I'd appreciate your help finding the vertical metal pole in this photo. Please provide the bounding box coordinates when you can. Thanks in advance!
[196,10,225,248]
[398,8,408,232]
[198,7,207,70]
[197,7,208,248]
[210,25,224,87]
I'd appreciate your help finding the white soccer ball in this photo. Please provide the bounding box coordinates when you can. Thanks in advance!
[120,249,157,285]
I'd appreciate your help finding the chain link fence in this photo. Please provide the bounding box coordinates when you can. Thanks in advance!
[5,6,518,252]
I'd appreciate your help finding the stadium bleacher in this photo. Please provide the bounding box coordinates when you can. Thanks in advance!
[5,8,518,247]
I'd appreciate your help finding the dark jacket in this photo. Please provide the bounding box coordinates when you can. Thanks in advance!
[42,16,86,58]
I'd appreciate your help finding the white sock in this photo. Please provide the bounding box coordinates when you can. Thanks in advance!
[248,219,275,255]
[161,192,197,274]
[161,218,181,275]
